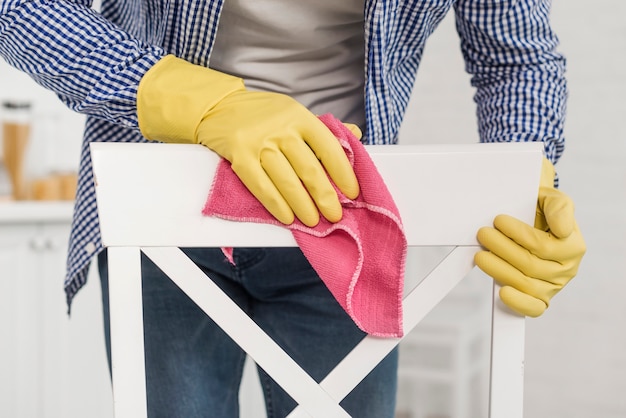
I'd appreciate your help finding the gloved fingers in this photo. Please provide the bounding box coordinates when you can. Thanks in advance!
[231,160,295,226]
[278,139,343,224]
[476,225,565,279]
[342,123,363,140]
[488,215,563,260]
[259,147,323,227]
[490,214,584,262]
[491,214,547,250]
[301,118,360,200]
[499,286,548,317]
[537,186,576,238]
[474,250,557,305]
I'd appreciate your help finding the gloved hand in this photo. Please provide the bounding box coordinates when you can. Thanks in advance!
[137,55,359,227]
[474,157,586,317]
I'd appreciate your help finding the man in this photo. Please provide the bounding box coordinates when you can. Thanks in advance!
[0,1,585,417]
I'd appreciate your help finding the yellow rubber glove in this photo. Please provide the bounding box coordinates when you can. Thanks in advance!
[474,157,586,317]
[137,55,359,227]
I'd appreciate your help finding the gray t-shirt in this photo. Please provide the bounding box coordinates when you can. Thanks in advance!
[210,0,366,130]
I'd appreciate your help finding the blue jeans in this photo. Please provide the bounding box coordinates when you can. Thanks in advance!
[98,247,398,418]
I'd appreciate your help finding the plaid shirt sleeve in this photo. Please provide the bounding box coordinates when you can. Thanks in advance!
[0,0,164,129]
[454,0,567,164]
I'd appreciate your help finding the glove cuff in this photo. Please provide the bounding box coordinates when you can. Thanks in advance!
[137,55,245,142]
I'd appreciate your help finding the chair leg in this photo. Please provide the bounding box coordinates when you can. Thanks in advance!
[108,246,147,418]
[488,280,525,418]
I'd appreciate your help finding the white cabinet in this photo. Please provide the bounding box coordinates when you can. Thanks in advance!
[0,203,113,418]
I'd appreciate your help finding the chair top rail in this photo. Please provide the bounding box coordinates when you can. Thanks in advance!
[91,142,543,248]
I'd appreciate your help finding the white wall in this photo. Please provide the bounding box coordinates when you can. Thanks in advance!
[399,2,626,417]
[1,1,624,417]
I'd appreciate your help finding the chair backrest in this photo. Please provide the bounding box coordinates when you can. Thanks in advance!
[92,142,542,248]
[91,141,543,418]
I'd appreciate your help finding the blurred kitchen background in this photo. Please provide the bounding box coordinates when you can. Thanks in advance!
[0,1,624,417]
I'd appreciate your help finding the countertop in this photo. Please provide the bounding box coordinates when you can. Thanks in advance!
[0,201,74,223]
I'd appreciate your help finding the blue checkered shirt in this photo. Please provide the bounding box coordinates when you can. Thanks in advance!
[0,0,567,307]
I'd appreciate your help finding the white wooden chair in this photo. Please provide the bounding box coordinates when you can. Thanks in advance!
[91,141,543,418]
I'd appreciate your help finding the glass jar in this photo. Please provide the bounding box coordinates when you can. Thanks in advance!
[2,100,32,200]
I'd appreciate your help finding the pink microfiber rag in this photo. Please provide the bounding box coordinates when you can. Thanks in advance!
[202,113,407,338]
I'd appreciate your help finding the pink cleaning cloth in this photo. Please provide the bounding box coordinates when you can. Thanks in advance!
[202,113,406,338]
